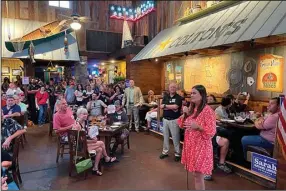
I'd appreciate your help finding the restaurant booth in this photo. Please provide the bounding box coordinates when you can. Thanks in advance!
[131,1,286,189]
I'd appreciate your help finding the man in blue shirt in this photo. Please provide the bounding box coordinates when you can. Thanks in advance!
[64,82,75,105]
[2,96,21,119]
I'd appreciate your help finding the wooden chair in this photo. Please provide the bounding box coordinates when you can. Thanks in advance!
[12,115,26,149]
[67,130,93,178]
[10,136,22,188]
[56,134,70,163]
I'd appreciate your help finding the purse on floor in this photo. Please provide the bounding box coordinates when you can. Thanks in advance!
[74,129,92,174]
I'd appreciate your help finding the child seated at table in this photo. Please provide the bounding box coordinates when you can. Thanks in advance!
[108,100,129,155]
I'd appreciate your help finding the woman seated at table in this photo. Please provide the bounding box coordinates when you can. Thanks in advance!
[144,90,166,133]
[73,107,117,176]
[207,94,217,104]
[241,97,280,160]
[108,100,129,155]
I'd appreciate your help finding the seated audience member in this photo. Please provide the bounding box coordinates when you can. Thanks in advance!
[1,111,25,152]
[6,83,23,97]
[231,92,250,113]
[1,93,7,107]
[108,101,129,154]
[53,99,76,143]
[207,94,217,104]
[1,150,17,190]
[54,93,64,113]
[241,97,280,159]
[177,89,190,108]
[2,96,21,119]
[144,91,169,133]
[14,95,27,114]
[14,94,28,128]
[74,108,117,176]
[215,97,232,120]
[87,93,108,119]
[204,97,233,181]
[109,85,124,104]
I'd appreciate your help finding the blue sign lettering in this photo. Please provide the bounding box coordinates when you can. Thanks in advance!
[251,152,277,181]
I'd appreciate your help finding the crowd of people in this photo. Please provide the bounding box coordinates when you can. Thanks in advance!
[1,75,281,190]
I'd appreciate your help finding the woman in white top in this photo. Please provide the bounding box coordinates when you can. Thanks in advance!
[83,85,94,105]
[74,84,85,106]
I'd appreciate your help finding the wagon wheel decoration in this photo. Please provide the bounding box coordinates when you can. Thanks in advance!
[243,57,256,76]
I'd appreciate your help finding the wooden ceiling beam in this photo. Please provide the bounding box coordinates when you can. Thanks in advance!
[254,35,286,44]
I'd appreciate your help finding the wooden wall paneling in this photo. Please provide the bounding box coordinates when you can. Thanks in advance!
[19,1,29,20]
[14,1,20,19]
[29,1,36,21]
[47,6,56,22]
[38,1,48,22]
[8,1,16,19]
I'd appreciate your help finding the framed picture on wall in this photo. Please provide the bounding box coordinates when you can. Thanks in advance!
[12,69,22,76]
[1,75,10,82]
[2,66,10,74]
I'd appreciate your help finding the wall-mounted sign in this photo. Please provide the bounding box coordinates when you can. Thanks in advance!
[251,152,277,181]
[109,1,155,22]
[257,54,284,92]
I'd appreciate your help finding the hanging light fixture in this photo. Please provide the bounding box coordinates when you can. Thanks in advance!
[70,20,81,30]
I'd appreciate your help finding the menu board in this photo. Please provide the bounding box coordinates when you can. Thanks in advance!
[257,54,284,92]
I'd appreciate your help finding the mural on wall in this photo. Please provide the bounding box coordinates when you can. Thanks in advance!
[257,54,284,93]
[184,54,231,93]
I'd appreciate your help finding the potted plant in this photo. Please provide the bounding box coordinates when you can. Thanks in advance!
[113,76,126,84]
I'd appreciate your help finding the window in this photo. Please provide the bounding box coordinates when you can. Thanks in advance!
[49,1,70,9]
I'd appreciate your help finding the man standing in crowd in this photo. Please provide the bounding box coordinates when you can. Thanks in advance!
[27,78,40,124]
[241,97,280,159]
[53,99,76,143]
[159,82,182,162]
[122,80,144,133]
[47,78,56,116]
[65,81,76,105]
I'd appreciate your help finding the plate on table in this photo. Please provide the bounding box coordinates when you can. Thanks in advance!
[113,122,122,126]
[220,119,235,123]
[110,125,119,129]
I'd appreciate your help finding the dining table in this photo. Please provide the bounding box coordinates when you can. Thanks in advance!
[216,119,260,165]
[89,121,129,155]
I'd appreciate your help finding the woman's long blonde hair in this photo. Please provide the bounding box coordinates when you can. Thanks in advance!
[148,90,156,103]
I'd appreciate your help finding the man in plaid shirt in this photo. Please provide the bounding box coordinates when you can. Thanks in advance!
[1,112,26,153]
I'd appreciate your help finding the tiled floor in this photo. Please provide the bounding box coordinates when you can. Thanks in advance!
[18,125,265,190]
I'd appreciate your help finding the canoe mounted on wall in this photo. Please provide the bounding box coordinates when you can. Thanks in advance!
[5,20,73,52]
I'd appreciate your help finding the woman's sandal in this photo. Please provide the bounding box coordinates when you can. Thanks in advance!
[105,156,117,163]
[92,169,103,176]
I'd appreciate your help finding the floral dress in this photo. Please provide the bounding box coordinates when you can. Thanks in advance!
[177,105,216,175]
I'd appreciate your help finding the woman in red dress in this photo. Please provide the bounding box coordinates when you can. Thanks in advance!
[177,85,216,190]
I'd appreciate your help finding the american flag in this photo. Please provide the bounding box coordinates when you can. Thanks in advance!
[278,97,286,159]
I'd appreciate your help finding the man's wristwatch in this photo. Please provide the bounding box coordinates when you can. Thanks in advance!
[163,104,166,109]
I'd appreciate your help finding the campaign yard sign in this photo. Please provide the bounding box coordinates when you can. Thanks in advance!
[251,152,277,181]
